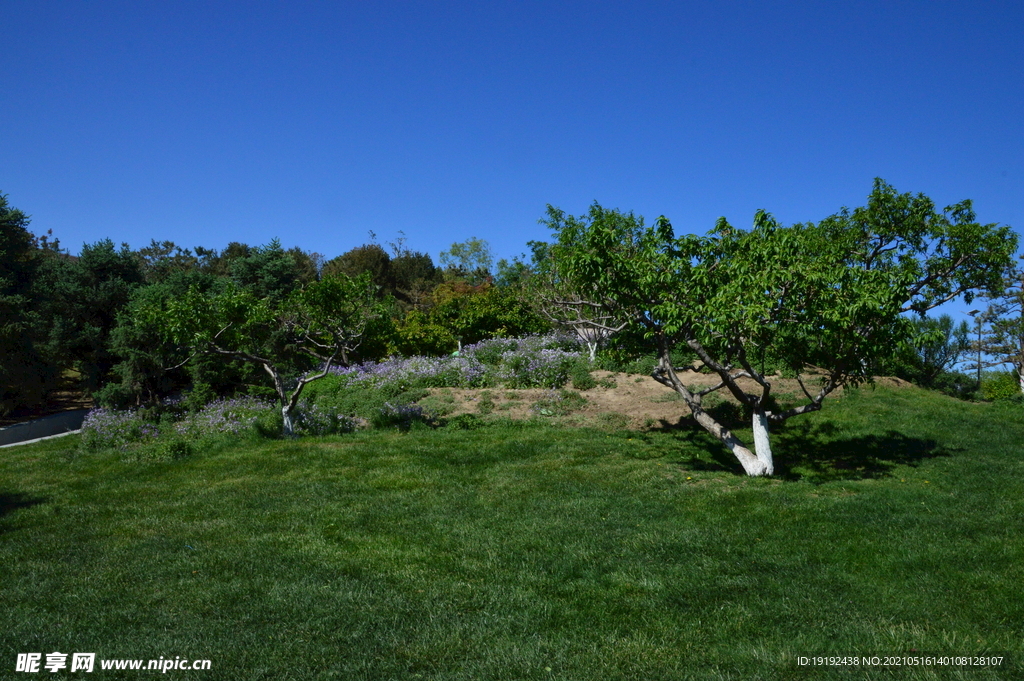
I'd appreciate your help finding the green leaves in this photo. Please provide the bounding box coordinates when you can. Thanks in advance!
[543,180,1016,406]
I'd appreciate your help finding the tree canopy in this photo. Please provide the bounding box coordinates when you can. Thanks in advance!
[542,179,1017,475]
[142,270,384,436]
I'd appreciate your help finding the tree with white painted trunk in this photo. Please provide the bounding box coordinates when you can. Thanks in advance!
[542,180,1016,476]
[145,272,382,437]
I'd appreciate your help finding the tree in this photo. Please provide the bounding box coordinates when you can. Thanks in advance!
[34,239,144,393]
[135,240,199,284]
[439,237,493,284]
[977,261,1024,394]
[97,269,220,407]
[428,279,549,348]
[322,244,393,294]
[148,271,382,436]
[528,248,629,362]
[0,193,52,413]
[878,314,971,388]
[543,180,1016,476]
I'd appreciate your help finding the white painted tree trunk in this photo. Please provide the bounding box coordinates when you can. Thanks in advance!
[751,409,774,476]
[282,406,296,438]
[690,409,771,476]
[1018,364,1024,395]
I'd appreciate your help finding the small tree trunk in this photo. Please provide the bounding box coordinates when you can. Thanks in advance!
[751,408,774,476]
[282,405,297,438]
[690,408,771,477]
[1018,363,1024,395]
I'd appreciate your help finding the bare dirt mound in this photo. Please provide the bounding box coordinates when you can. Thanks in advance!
[420,370,913,428]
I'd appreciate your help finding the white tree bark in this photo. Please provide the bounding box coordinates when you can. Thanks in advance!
[751,409,774,476]
[690,408,770,477]
[282,406,296,438]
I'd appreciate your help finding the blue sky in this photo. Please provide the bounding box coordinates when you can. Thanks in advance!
[3,0,1022,280]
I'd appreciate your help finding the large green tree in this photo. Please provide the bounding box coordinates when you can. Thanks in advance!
[543,180,1016,476]
[0,193,51,413]
[146,271,383,436]
[34,239,144,394]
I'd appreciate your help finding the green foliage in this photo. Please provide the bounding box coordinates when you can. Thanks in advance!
[0,192,53,413]
[370,402,429,431]
[876,314,971,387]
[444,412,485,430]
[427,280,549,347]
[390,309,457,356]
[439,236,493,283]
[569,363,597,391]
[981,370,1021,401]
[322,243,392,293]
[300,373,430,423]
[543,180,1017,472]
[976,261,1024,381]
[475,390,496,414]
[389,249,441,308]
[929,370,977,401]
[34,238,144,394]
[228,238,306,300]
[135,240,200,284]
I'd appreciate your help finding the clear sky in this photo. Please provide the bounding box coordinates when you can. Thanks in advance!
[3,0,1022,275]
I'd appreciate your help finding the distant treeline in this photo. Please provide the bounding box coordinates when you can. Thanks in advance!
[1,192,548,414]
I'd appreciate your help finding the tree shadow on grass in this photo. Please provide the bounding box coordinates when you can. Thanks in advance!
[645,416,954,483]
[646,417,745,474]
[0,492,48,534]
[771,420,954,482]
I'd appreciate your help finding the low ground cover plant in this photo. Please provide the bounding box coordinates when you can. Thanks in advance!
[77,333,597,451]
[330,332,584,390]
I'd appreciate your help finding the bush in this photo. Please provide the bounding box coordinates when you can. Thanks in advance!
[158,438,195,460]
[931,371,977,401]
[328,333,586,392]
[982,370,1022,402]
[371,402,429,431]
[174,396,276,439]
[80,408,160,452]
[445,413,485,430]
[570,363,598,391]
[293,400,359,436]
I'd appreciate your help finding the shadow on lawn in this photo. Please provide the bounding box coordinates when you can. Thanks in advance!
[650,417,952,483]
[0,492,48,533]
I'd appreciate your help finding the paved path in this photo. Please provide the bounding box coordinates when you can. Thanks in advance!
[0,409,89,448]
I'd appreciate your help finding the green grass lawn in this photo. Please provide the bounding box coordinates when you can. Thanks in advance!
[2,386,1022,679]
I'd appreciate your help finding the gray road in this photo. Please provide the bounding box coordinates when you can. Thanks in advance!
[0,409,89,448]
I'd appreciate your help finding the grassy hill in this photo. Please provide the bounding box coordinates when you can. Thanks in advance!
[1,386,1022,679]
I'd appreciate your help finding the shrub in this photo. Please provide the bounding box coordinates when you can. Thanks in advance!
[931,371,977,401]
[158,438,195,460]
[328,333,585,392]
[445,413,485,430]
[293,400,359,436]
[982,370,1022,402]
[80,407,160,451]
[174,396,276,439]
[570,363,598,391]
[371,402,429,431]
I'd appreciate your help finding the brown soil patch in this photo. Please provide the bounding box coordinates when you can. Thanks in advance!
[420,370,912,428]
